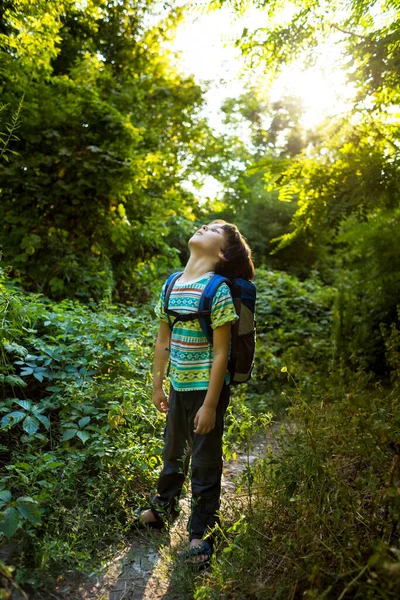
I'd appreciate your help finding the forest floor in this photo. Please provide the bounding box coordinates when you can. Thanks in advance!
[53,428,280,600]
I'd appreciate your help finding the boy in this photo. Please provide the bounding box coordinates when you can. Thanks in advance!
[136,220,254,566]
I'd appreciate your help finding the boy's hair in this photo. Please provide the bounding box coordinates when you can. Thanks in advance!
[211,220,255,281]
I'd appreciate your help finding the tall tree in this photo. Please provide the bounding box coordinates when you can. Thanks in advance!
[209,0,400,371]
[212,0,400,242]
[0,0,221,301]
[206,90,318,276]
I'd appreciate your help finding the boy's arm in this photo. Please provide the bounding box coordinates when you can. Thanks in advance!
[193,322,231,434]
[152,320,171,413]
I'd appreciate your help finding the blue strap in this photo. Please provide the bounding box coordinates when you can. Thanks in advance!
[164,271,183,328]
[197,275,231,342]
[163,273,231,343]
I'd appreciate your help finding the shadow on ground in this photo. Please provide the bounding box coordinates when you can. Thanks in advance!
[53,427,278,599]
[57,498,197,600]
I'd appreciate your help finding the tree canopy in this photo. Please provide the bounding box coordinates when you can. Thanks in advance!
[1,1,400,598]
[0,0,226,301]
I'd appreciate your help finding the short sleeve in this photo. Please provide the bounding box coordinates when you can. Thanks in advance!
[210,282,238,330]
[154,281,169,324]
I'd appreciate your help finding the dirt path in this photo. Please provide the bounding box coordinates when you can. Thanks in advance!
[56,436,273,600]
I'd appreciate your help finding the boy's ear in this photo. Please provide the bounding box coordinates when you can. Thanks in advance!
[218,250,230,262]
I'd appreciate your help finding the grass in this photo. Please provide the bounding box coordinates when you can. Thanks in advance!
[194,373,400,599]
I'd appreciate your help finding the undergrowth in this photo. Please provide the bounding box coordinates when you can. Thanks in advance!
[2,263,399,599]
[0,267,164,595]
[195,368,400,599]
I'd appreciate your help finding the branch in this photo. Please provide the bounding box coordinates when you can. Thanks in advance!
[366,109,400,154]
[330,23,370,40]
[337,564,369,600]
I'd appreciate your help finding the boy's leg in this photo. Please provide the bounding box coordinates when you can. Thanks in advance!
[188,384,230,542]
[151,386,191,520]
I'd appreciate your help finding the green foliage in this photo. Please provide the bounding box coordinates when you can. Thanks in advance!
[1,399,50,437]
[331,210,400,373]
[0,0,224,301]
[209,0,400,382]
[207,91,318,277]
[212,181,319,278]
[223,386,273,460]
[381,313,400,389]
[0,492,41,538]
[217,0,400,246]
[0,96,23,163]
[221,91,306,159]
[0,266,164,588]
[195,372,400,599]
[249,268,335,407]
[267,117,400,251]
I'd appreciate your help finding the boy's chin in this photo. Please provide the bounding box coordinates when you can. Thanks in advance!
[188,236,200,245]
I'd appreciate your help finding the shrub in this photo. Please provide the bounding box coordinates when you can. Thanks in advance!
[0,266,164,591]
[195,370,400,599]
[248,268,335,413]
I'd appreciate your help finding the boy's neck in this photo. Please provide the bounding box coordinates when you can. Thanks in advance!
[180,254,216,282]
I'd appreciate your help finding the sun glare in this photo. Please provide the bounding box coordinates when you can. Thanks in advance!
[170,6,356,131]
[270,52,357,129]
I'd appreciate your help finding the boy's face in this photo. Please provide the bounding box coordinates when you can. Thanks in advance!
[189,223,227,260]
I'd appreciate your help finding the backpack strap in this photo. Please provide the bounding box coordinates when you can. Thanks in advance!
[163,271,183,329]
[163,271,208,330]
[197,275,231,342]
[163,272,231,343]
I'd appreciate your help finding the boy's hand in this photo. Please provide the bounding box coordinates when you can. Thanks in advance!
[194,405,216,435]
[153,388,169,413]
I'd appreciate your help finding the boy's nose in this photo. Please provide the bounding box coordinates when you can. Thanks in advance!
[202,225,208,231]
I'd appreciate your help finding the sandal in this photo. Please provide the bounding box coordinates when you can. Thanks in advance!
[181,540,213,571]
[132,505,165,530]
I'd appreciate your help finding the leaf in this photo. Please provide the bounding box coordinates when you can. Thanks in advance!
[3,342,28,357]
[46,385,62,392]
[0,490,11,508]
[4,375,27,387]
[0,507,20,538]
[15,399,31,411]
[1,411,26,428]
[22,415,40,436]
[35,413,50,430]
[33,371,44,382]
[78,416,90,429]
[62,429,77,441]
[14,462,30,471]
[76,431,90,444]
[15,496,36,504]
[20,368,34,376]
[37,480,54,489]
[16,498,41,525]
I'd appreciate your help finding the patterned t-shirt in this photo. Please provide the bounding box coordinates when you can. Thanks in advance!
[155,272,238,391]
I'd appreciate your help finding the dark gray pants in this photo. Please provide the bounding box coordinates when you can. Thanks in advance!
[151,384,230,541]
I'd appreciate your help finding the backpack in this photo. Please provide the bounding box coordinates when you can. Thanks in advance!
[163,272,256,385]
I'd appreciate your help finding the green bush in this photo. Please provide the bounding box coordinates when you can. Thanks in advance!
[331,210,400,376]
[248,268,335,413]
[0,266,164,590]
[195,369,400,599]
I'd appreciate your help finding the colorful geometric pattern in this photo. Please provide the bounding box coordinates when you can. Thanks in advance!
[155,272,238,391]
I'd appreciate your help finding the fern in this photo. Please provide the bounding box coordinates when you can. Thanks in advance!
[0,95,23,162]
